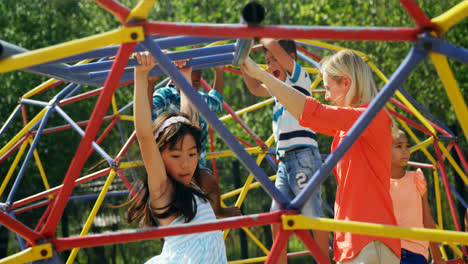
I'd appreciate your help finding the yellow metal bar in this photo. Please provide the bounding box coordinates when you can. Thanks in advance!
[240,227,270,255]
[125,0,156,22]
[219,98,274,122]
[310,75,322,92]
[0,108,47,158]
[399,121,437,164]
[440,245,448,260]
[296,39,367,57]
[431,0,468,36]
[119,161,144,169]
[0,139,29,197]
[229,255,267,264]
[0,243,52,264]
[447,242,463,258]
[221,175,276,200]
[223,135,275,239]
[0,27,144,74]
[119,115,134,121]
[206,147,262,159]
[430,53,468,141]
[410,137,434,153]
[437,142,468,186]
[207,40,231,47]
[433,170,444,229]
[66,169,117,264]
[111,95,119,116]
[283,215,468,244]
[30,140,51,191]
[370,62,437,135]
[22,79,58,99]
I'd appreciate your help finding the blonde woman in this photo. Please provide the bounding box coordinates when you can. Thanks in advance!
[242,50,400,263]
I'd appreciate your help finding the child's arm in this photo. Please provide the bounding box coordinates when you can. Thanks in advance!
[212,65,224,95]
[175,60,200,128]
[259,38,295,74]
[421,186,445,263]
[241,68,271,97]
[133,52,173,221]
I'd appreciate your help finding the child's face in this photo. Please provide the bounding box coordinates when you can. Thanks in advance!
[191,71,201,91]
[161,134,199,186]
[265,50,287,82]
[323,73,349,107]
[391,132,410,168]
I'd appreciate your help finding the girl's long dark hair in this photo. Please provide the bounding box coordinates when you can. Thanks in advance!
[126,112,208,227]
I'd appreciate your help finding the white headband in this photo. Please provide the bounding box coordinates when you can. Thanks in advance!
[154,116,191,141]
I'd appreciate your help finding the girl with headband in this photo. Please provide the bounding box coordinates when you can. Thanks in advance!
[127,55,227,263]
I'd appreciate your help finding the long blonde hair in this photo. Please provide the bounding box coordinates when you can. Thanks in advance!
[320,50,377,108]
[321,50,398,138]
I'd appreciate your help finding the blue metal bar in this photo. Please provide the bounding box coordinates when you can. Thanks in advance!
[69,44,235,74]
[232,39,254,66]
[449,182,468,209]
[20,99,49,107]
[97,59,232,86]
[55,106,113,163]
[297,50,321,69]
[39,114,115,134]
[89,53,234,82]
[396,86,455,137]
[68,191,128,201]
[290,45,428,210]
[140,37,290,206]
[0,104,22,138]
[6,106,55,204]
[265,153,278,172]
[419,33,468,65]
[63,83,83,100]
[46,36,229,64]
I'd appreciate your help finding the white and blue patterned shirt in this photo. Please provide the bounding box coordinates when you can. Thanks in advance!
[152,84,223,167]
[271,61,318,158]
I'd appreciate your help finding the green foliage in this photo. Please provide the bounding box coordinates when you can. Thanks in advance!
[0,0,467,263]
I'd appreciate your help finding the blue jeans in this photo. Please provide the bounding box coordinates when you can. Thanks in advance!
[271,147,324,218]
[400,249,428,264]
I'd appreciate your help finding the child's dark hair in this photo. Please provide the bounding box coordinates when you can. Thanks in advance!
[126,112,208,227]
[263,39,297,60]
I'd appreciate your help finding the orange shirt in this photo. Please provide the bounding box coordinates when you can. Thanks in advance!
[299,97,401,262]
[390,169,429,260]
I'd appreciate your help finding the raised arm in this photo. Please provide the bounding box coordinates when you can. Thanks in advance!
[212,65,224,95]
[260,38,295,74]
[133,52,173,218]
[175,60,199,128]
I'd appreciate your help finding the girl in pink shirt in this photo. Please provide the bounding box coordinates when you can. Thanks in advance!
[390,130,445,264]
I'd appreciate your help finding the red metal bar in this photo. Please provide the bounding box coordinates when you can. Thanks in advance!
[224,67,242,76]
[40,42,137,237]
[433,144,466,248]
[85,116,119,158]
[116,169,136,197]
[14,199,52,215]
[37,115,115,135]
[11,168,111,210]
[21,104,28,126]
[454,142,468,175]
[294,230,331,264]
[33,201,54,232]
[59,87,103,106]
[440,142,454,162]
[113,131,136,165]
[297,45,322,62]
[145,22,421,42]
[94,0,130,24]
[208,127,218,180]
[201,78,267,150]
[53,210,283,251]
[0,210,43,245]
[398,0,436,30]
[0,136,27,163]
[234,135,255,148]
[265,228,293,264]
[445,258,465,264]
[390,98,452,137]
[388,109,435,137]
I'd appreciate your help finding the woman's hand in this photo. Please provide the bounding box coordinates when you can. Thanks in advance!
[173,59,192,80]
[240,57,265,81]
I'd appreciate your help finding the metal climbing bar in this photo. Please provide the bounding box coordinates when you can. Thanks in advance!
[291,45,428,211]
